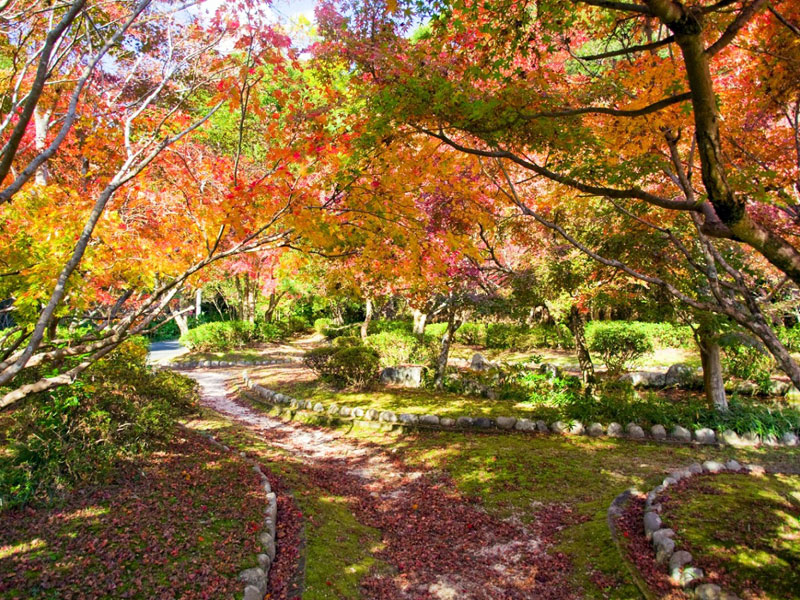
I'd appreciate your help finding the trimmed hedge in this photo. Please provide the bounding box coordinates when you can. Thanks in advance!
[179,321,281,352]
[587,322,653,375]
[303,344,380,389]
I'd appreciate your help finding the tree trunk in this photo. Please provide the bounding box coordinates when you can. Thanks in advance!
[33,106,52,186]
[246,277,255,324]
[360,297,373,339]
[264,291,284,323]
[46,316,59,341]
[195,289,202,318]
[171,305,190,337]
[698,333,727,412]
[433,307,461,389]
[412,308,427,338]
[566,305,595,384]
[331,302,344,326]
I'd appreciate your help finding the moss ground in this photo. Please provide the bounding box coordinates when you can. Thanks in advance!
[661,472,800,599]
[241,392,800,599]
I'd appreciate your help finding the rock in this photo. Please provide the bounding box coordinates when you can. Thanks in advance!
[626,423,645,439]
[665,363,699,388]
[725,459,742,471]
[655,536,675,563]
[741,431,760,446]
[678,566,704,587]
[670,468,691,481]
[670,425,692,442]
[768,380,791,396]
[587,423,605,437]
[702,460,725,473]
[474,417,494,429]
[781,431,798,446]
[470,353,493,371]
[745,464,766,476]
[515,418,535,432]
[456,416,474,428]
[652,528,675,548]
[763,434,779,447]
[496,416,516,430]
[787,386,800,400]
[257,553,271,570]
[440,417,456,427]
[694,428,716,445]
[259,532,276,560]
[339,406,352,417]
[607,422,624,437]
[694,584,722,600]
[327,403,340,415]
[312,402,325,413]
[365,408,379,421]
[686,463,703,475]
[621,371,666,388]
[720,429,743,447]
[551,421,569,434]
[538,363,562,379]
[380,365,425,388]
[643,511,662,539]
[669,550,693,573]
[650,424,667,439]
[420,414,440,426]
[399,413,419,425]
[352,407,365,418]
[535,420,550,433]
[379,410,398,423]
[243,585,265,600]
[568,421,585,435]
[662,476,678,487]
[734,381,758,396]
[239,567,267,594]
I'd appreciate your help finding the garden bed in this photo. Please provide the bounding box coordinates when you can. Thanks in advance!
[659,472,800,599]
[0,430,266,599]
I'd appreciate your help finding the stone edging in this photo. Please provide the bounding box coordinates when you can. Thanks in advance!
[241,376,800,449]
[642,460,766,600]
[172,357,298,369]
[186,426,278,600]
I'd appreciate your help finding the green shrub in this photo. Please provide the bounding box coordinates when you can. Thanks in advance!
[585,321,694,350]
[314,318,332,334]
[0,338,199,509]
[720,335,775,393]
[587,322,653,375]
[326,346,380,388]
[303,345,379,388]
[332,336,361,348]
[179,320,280,352]
[455,322,487,346]
[364,330,432,367]
[778,325,800,353]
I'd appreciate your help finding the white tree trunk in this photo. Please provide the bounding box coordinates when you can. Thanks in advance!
[33,106,52,186]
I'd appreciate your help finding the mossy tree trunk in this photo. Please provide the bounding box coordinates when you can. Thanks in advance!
[566,305,595,384]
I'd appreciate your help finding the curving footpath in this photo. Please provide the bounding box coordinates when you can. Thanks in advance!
[185,368,582,600]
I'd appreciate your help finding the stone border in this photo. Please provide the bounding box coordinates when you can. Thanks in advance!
[241,376,800,449]
[641,460,768,600]
[187,427,278,600]
[172,357,298,369]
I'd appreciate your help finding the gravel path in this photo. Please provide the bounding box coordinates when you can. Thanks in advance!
[186,369,578,600]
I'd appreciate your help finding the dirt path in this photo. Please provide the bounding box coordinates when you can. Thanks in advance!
[187,369,578,600]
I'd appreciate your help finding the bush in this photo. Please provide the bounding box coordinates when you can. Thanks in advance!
[721,335,775,393]
[332,335,362,348]
[313,318,332,334]
[587,321,653,375]
[303,345,379,388]
[778,325,800,353]
[179,320,280,352]
[482,323,573,351]
[585,321,694,350]
[0,338,199,508]
[364,330,433,367]
[281,315,311,335]
[455,322,487,346]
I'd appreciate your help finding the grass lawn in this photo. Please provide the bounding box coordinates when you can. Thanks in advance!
[660,472,800,599]
[241,391,800,599]
[0,429,265,599]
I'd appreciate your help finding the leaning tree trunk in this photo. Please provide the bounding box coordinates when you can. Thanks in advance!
[433,308,462,389]
[331,302,344,326]
[412,308,427,339]
[697,331,727,412]
[171,305,190,337]
[566,305,595,384]
[360,297,373,339]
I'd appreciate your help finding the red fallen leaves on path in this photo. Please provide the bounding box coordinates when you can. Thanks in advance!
[0,432,265,599]
[244,415,582,600]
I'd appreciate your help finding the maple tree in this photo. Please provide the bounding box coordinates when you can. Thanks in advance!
[313,0,800,402]
[0,0,349,408]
